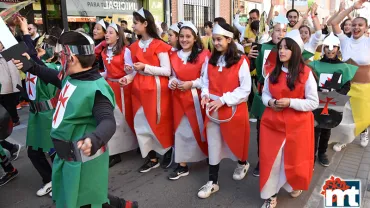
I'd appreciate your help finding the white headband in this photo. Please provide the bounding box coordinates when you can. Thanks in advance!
[213,24,233,38]
[97,19,107,30]
[180,21,198,34]
[137,8,146,19]
[169,23,180,34]
[109,23,119,33]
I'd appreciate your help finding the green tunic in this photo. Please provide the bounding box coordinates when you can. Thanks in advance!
[50,77,115,208]
[0,145,6,162]
[26,62,59,152]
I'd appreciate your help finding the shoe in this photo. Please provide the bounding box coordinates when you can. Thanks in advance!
[360,129,369,147]
[197,181,219,199]
[119,198,139,208]
[13,121,20,127]
[109,195,138,208]
[49,192,52,197]
[16,104,22,110]
[290,190,303,198]
[109,155,122,168]
[161,148,174,169]
[261,196,277,208]
[168,165,189,180]
[139,159,160,173]
[0,169,18,187]
[318,153,330,167]
[233,162,250,180]
[10,144,21,161]
[20,101,29,107]
[333,143,346,152]
[253,162,260,177]
[36,181,52,196]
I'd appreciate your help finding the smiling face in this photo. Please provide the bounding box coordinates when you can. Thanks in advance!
[299,26,311,43]
[179,28,196,51]
[278,39,292,64]
[105,27,118,46]
[324,46,339,59]
[212,34,232,53]
[287,11,299,27]
[352,18,367,39]
[343,20,352,34]
[271,24,287,44]
[168,29,179,47]
[93,24,105,40]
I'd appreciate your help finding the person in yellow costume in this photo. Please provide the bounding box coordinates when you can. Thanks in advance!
[329,0,370,151]
[233,8,259,54]
[201,21,214,53]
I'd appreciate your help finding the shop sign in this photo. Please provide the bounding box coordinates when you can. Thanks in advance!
[67,0,139,16]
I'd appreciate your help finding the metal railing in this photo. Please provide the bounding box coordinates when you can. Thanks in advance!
[183,0,215,36]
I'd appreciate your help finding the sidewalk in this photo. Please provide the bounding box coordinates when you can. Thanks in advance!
[305,138,370,208]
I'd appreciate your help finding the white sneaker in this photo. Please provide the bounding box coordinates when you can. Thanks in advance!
[36,181,52,196]
[49,192,52,197]
[233,162,250,180]
[333,143,346,152]
[197,181,219,199]
[360,129,369,147]
[261,196,277,208]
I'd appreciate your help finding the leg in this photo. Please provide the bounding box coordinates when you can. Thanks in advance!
[161,147,173,169]
[360,128,369,147]
[168,162,189,180]
[198,164,220,199]
[0,140,20,161]
[253,118,261,177]
[109,154,122,168]
[233,160,250,180]
[318,129,331,167]
[139,150,160,173]
[0,154,18,186]
[27,147,52,184]
[314,127,322,161]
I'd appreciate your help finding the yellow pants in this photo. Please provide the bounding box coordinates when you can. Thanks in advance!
[349,82,370,135]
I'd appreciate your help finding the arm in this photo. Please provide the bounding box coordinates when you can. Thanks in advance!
[168,68,178,88]
[327,11,339,26]
[83,91,116,155]
[95,41,107,59]
[266,2,276,28]
[192,57,209,89]
[262,75,273,106]
[200,63,209,98]
[289,71,319,111]
[124,48,134,74]
[220,59,251,106]
[293,10,309,29]
[25,60,62,89]
[233,13,246,35]
[143,52,171,76]
[331,0,365,34]
[124,71,137,85]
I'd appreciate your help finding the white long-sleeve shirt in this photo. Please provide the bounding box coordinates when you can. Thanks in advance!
[304,30,323,54]
[337,32,370,65]
[201,56,251,106]
[233,14,246,42]
[101,46,134,78]
[262,66,319,112]
[169,50,209,89]
[125,38,171,84]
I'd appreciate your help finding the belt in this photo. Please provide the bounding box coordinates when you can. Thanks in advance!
[52,138,107,163]
[29,99,57,113]
[206,94,237,124]
[107,78,125,114]
[136,71,161,124]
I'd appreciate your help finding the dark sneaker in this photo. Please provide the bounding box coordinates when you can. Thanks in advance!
[0,169,18,187]
[10,144,21,161]
[120,198,139,208]
[139,160,160,173]
[168,165,189,180]
[161,148,174,169]
[109,194,139,208]
[109,154,122,168]
[253,162,260,177]
[318,153,330,167]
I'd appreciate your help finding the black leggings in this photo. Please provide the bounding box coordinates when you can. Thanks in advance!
[28,147,55,184]
[0,154,14,172]
[209,160,247,183]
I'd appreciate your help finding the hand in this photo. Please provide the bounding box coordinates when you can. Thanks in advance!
[275,98,291,108]
[353,0,366,10]
[125,65,134,74]
[201,96,210,109]
[12,53,30,70]
[248,45,259,59]
[311,3,318,15]
[271,0,277,7]
[268,99,283,112]
[177,81,192,91]
[119,77,128,86]
[207,99,224,112]
[169,80,178,90]
[133,62,145,71]
[17,16,29,34]
[37,48,46,58]
[339,1,346,12]
[77,138,92,156]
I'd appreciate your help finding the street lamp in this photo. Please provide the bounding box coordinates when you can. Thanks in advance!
[292,0,295,9]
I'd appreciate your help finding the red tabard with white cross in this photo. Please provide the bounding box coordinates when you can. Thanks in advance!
[170,50,210,155]
[260,65,314,191]
[205,56,250,161]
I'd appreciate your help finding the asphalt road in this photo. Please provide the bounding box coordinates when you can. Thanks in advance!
[0,108,333,208]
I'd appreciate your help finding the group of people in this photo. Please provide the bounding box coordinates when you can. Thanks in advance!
[1,0,369,207]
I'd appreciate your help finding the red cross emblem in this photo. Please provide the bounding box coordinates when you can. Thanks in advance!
[26,73,36,96]
[320,97,337,115]
[53,84,70,124]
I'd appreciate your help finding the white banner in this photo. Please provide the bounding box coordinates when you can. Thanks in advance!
[0,17,17,49]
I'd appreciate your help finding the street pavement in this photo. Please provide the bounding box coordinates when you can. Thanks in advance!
[0,107,349,208]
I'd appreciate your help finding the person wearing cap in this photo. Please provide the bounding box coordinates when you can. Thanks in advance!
[248,14,289,177]
[101,23,138,168]
[167,21,209,180]
[198,22,251,199]
[168,23,180,53]
[330,0,370,151]
[12,31,138,208]
[308,32,358,167]
[259,30,319,208]
[94,19,110,73]
[119,8,174,172]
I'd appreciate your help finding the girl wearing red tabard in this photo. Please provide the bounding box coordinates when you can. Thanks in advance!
[101,23,138,168]
[167,21,209,180]
[259,30,319,208]
[119,8,173,172]
[198,23,252,199]
[93,19,109,72]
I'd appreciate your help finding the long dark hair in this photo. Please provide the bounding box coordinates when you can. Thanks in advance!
[177,26,203,63]
[108,24,126,55]
[340,19,352,37]
[133,9,161,40]
[93,21,109,45]
[209,23,241,68]
[269,38,305,91]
